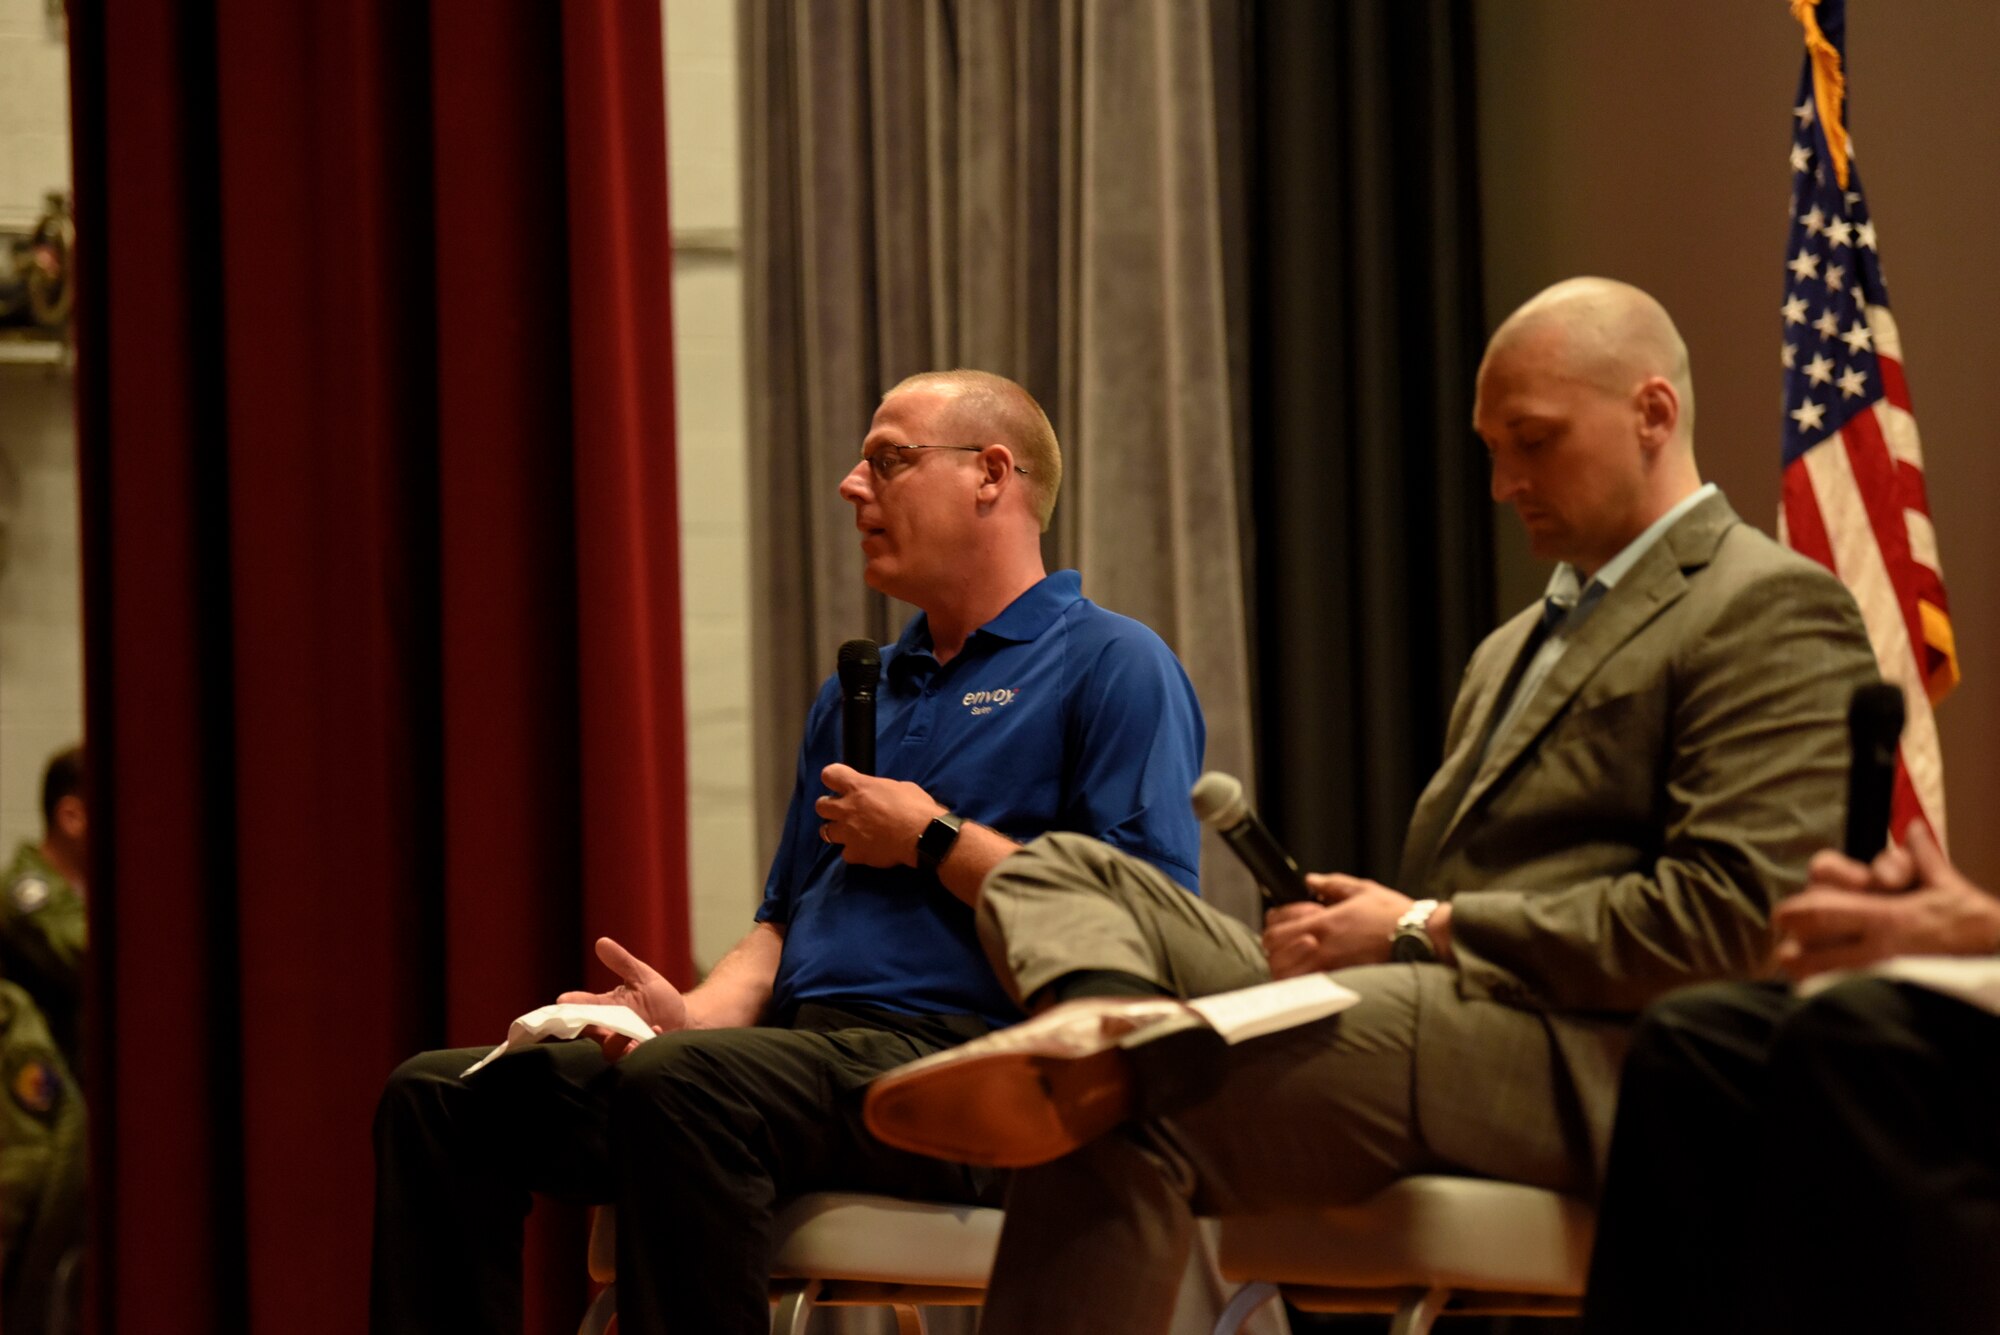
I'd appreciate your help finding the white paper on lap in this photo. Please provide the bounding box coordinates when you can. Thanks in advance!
[460,1002,658,1077]
[1186,972,1361,1045]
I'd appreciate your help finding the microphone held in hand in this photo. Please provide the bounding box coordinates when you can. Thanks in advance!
[1843,682,1905,860]
[1191,772,1313,907]
[837,638,881,776]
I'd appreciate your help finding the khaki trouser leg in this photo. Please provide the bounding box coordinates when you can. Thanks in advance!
[977,832,1268,1007]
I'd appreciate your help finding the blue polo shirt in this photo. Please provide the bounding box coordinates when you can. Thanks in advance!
[757,570,1205,1029]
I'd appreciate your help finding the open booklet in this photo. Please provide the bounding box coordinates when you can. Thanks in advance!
[1797,955,2000,1017]
[1184,971,1361,1044]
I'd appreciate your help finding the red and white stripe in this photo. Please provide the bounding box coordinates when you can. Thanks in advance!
[1778,302,1950,847]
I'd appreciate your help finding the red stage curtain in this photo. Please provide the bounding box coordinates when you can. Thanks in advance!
[68,2,688,1330]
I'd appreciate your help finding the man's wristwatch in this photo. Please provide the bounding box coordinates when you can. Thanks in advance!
[916,811,966,871]
[1389,898,1441,963]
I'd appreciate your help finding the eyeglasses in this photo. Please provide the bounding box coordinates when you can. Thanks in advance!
[859,443,1031,482]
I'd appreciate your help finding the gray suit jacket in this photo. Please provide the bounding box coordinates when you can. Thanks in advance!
[1395,492,1877,1184]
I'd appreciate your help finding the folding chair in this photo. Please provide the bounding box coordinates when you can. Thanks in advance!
[578,1193,1005,1335]
[1211,1176,1596,1335]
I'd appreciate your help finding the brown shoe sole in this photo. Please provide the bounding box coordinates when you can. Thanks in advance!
[865,1046,1136,1168]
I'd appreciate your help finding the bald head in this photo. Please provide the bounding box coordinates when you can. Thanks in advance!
[1485,277,1695,447]
[1474,279,1706,577]
[886,369,1063,530]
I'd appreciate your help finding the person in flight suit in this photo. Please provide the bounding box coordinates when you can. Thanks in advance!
[2,744,87,1070]
[0,976,84,1335]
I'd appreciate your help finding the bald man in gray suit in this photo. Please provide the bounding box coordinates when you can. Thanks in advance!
[864,278,1881,1335]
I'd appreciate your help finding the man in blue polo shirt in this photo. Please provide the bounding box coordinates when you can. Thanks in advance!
[370,369,1205,1335]
[766,560,1203,1030]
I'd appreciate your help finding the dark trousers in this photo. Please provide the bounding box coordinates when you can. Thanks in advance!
[1582,978,2000,1335]
[370,1004,1000,1335]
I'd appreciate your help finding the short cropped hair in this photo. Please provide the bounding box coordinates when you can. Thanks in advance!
[41,744,84,831]
[887,370,1063,531]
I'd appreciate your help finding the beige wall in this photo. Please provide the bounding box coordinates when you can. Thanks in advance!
[665,0,758,971]
[0,0,77,855]
[0,0,67,230]
[0,365,81,856]
[1478,1,2000,876]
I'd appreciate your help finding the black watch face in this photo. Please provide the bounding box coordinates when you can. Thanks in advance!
[918,815,963,869]
[1391,930,1434,964]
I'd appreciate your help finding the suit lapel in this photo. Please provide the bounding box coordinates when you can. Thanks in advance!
[1398,608,1539,886]
[1421,493,1741,870]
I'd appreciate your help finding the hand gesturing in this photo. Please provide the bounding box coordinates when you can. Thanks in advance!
[558,936,689,1060]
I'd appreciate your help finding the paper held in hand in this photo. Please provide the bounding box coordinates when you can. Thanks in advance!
[1185,972,1361,1045]
[461,1002,657,1077]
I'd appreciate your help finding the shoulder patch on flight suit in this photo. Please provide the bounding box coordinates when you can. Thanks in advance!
[9,1058,60,1119]
[9,875,49,914]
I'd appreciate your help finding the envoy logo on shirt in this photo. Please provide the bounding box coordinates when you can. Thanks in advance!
[962,686,1020,716]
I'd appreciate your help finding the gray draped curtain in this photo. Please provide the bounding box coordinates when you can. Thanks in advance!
[743,0,1261,924]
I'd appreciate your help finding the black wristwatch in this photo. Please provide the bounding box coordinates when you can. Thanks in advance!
[916,811,966,871]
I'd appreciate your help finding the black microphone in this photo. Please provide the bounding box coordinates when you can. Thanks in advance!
[1844,682,1905,860]
[1191,772,1313,906]
[837,638,880,776]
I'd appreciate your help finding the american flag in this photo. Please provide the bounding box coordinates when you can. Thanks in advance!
[1776,0,1956,846]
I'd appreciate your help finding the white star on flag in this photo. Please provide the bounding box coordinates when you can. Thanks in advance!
[1824,217,1854,249]
[1794,100,1815,125]
[1799,205,1826,235]
[1856,219,1877,249]
[1840,320,1874,354]
[1782,295,1809,325]
[1790,398,1827,432]
[1836,366,1868,398]
[1803,353,1835,386]
[1787,249,1821,281]
[1790,143,1812,172]
[1782,342,1797,369]
[1813,309,1841,339]
[1825,264,1846,292]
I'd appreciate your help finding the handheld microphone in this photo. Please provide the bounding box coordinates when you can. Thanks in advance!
[1190,772,1313,907]
[1843,683,1905,860]
[837,638,880,776]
